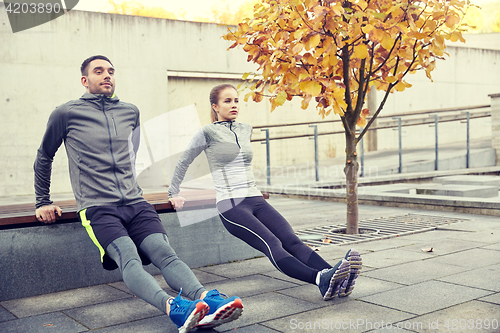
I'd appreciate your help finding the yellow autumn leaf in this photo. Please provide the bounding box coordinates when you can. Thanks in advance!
[353,44,369,59]
[394,81,407,92]
[244,91,252,102]
[307,34,321,50]
[357,116,367,128]
[333,103,344,116]
[292,43,304,54]
[252,92,263,103]
[380,33,394,50]
[386,76,398,84]
[275,91,287,106]
[301,97,311,110]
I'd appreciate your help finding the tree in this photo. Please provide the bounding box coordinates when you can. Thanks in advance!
[224,0,472,234]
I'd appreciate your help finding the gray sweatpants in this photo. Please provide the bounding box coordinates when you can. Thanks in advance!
[106,233,206,313]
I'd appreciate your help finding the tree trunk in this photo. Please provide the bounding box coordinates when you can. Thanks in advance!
[345,130,359,234]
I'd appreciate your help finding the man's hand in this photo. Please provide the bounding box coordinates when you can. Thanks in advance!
[169,196,186,210]
[36,205,62,224]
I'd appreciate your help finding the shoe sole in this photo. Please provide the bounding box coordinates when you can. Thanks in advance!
[323,260,350,301]
[195,298,243,329]
[339,249,362,297]
[178,301,209,333]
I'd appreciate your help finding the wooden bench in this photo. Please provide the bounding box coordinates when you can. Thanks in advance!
[0,190,267,301]
[0,190,223,229]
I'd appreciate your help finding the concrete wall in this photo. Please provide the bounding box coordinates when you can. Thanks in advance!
[1,5,499,197]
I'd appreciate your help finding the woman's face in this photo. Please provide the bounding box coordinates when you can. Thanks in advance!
[213,88,239,122]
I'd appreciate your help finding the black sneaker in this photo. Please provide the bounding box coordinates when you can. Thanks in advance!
[339,249,362,297]
[318,259,350,300]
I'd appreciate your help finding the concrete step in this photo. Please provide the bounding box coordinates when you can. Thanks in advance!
[433,175,500,186]
[414,184,499,198]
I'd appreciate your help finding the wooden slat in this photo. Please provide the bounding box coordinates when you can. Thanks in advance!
[0,191,269,227]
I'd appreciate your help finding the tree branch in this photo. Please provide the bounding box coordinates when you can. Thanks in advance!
[356,81,395,143]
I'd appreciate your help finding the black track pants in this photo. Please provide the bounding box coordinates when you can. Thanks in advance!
[217,196,332,284]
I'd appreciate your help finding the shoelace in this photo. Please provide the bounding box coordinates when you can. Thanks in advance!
[168,289,189,313]
[207,290,227,300]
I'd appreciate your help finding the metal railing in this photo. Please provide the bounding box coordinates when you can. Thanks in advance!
[251,104,491,185]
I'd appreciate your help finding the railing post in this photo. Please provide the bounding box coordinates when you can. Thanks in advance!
[490,93,500,166]
[393,117,402,173]
[309,125,319,181]
[466,111,470,168]
[261,129,271,185]
[434,115,439,171]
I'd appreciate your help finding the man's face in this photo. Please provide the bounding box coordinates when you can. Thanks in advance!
[81,59,115,96]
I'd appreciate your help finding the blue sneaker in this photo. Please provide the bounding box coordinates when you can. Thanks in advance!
[339,249,362,297]
[195,289,243,329]
[318,259,350,300]
[168,290,209,333]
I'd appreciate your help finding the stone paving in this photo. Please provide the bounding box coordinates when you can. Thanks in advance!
[1,197,499,332]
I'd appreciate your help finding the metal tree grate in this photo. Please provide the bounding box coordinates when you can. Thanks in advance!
[295,213,469,248]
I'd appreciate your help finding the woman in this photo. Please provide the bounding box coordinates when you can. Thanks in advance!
[168,84,361,300]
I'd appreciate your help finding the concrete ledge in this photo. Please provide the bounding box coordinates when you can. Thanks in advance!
[414,184,499,198]
[261,168,500,217]
[433,175,500,186]
[0,209,261,302]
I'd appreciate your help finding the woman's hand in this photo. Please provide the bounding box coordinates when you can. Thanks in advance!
[169,196,186,210]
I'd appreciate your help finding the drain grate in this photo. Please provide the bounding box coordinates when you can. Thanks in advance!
[295,213,469,248]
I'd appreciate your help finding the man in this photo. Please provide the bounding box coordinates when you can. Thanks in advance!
[34,55,242,332]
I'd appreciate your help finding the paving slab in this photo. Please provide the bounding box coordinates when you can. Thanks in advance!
[408,300,500,333]
[0,285,131,318]
[397,237,487,256]
[330,237,428,253]
[362,260,468,285]
[275,283,353,305]
[423,248,500,268]
[202,274,300,299]
[89,315,174,332]
[224,324,278,332]
[360,248,431,269]
[276,275,405,304]
[359,280,492,315]
[62,297,163,330]
[479,292,500,305]
[197,257,274,278]
[441,229,500,243]
[437,219,500,232]
[369,327,416,332]
[216,292,323,331]
[0,305,15,323]
[108,269,229,296]
[259,270,310,286]
[437,264,500,292]
[262,298,415,333]
[0,312,88,333]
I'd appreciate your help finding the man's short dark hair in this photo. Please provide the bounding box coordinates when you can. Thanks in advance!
[81,55,113,76]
